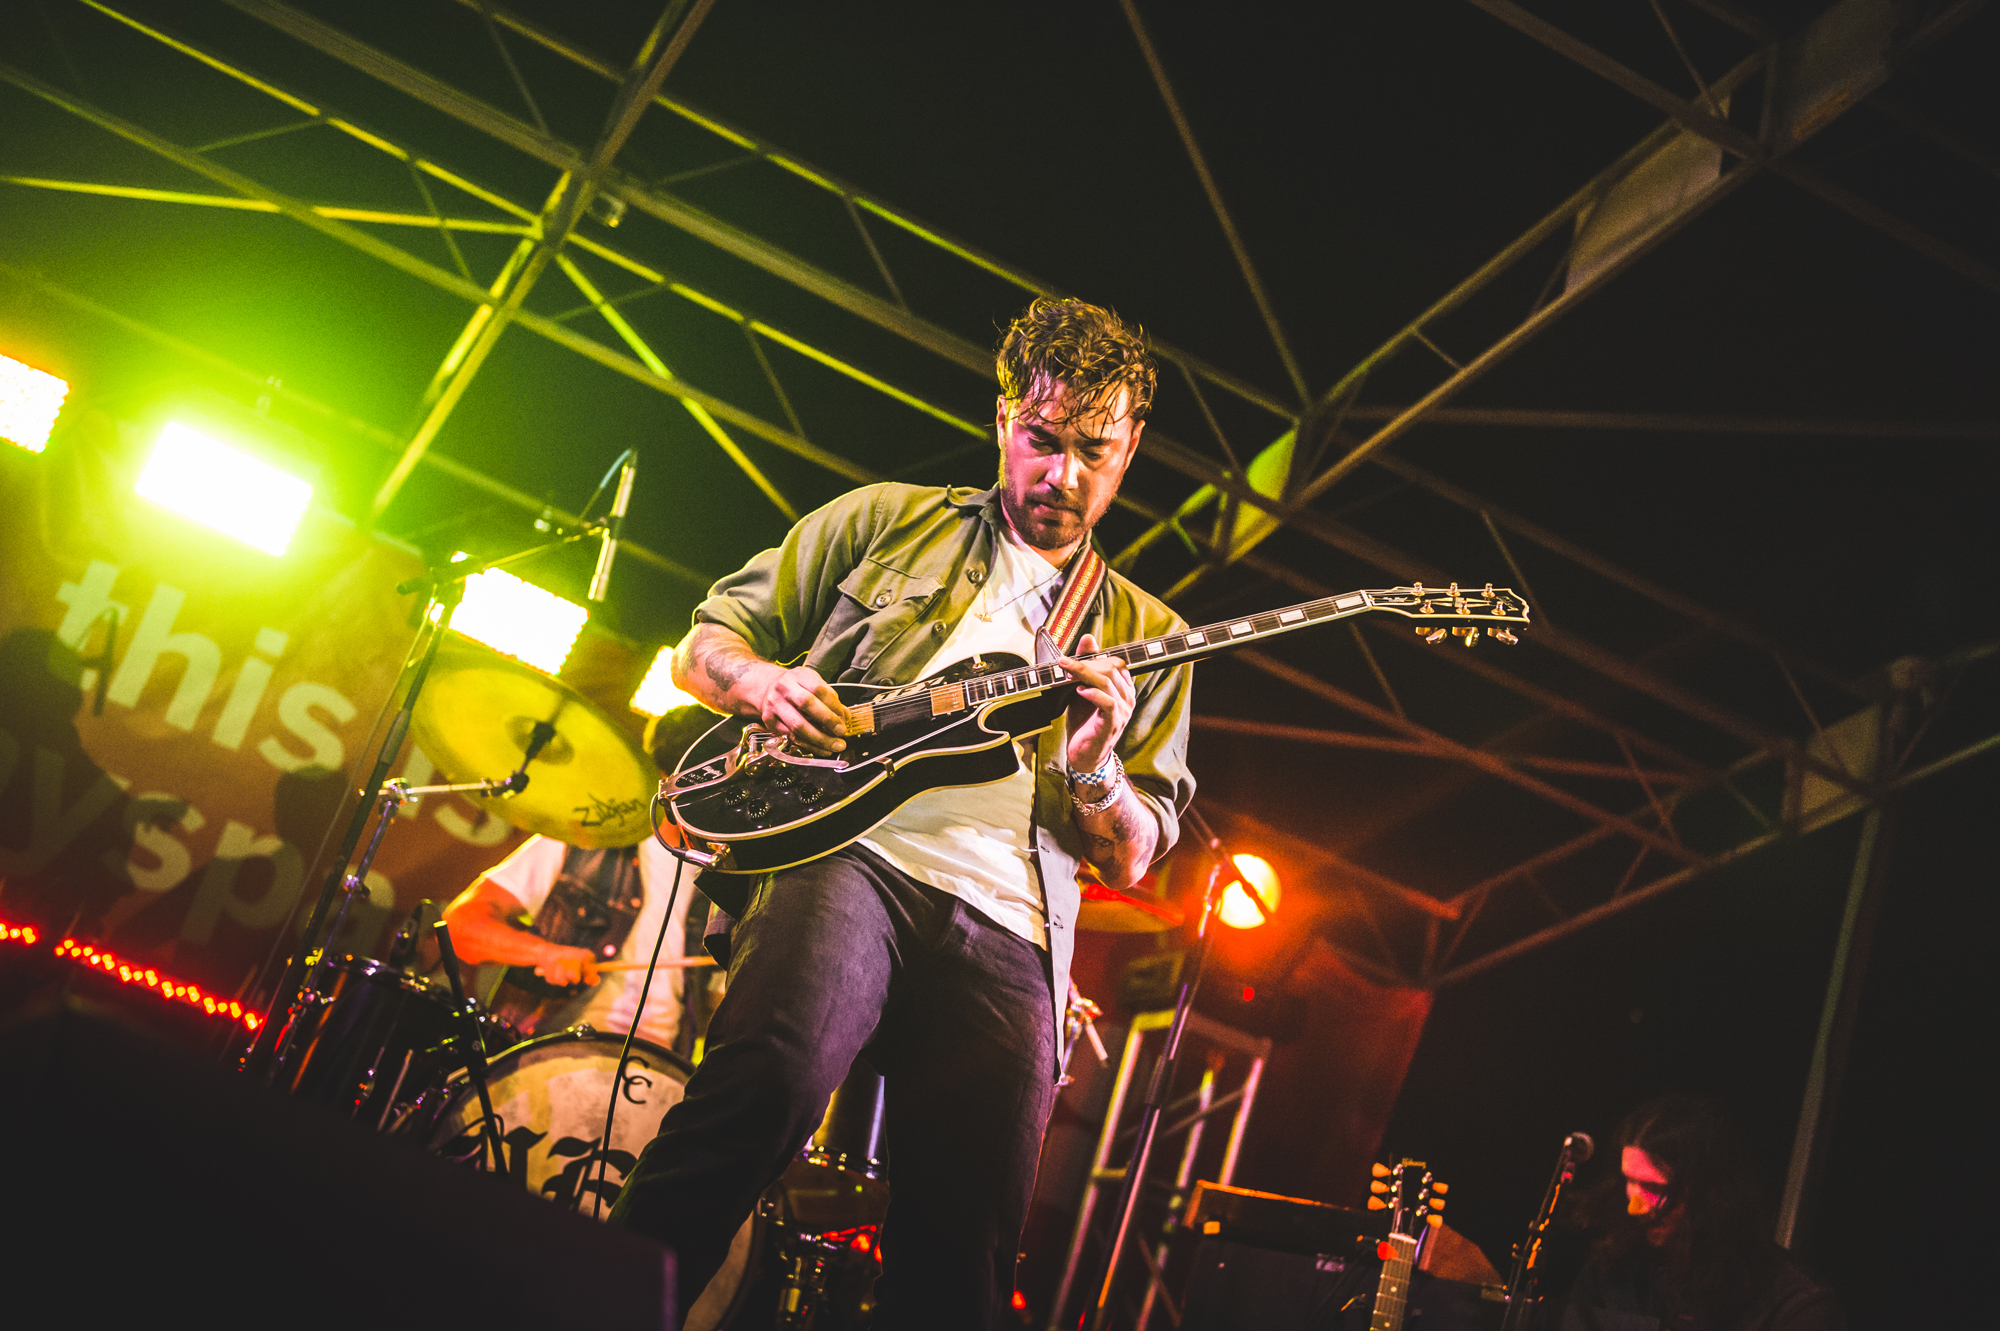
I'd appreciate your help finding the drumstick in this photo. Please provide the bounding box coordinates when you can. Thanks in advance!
[594,956,718,971]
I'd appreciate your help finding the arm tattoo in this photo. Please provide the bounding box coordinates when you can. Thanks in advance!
[1082,830,1116,854]
[702,650,754,695]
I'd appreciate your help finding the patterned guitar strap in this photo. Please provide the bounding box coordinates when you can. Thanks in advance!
[1033,541,1108,665]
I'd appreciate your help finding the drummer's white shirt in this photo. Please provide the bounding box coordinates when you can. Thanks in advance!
[859,521,1062,949]
[484,834,694,1048]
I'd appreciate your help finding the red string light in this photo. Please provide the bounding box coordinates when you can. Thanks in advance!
[0,920,262,1032]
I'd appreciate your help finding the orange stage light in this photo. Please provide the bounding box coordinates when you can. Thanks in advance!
[1219,853,1281,928]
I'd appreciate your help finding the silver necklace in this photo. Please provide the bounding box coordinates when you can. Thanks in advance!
[974,565,1063,623]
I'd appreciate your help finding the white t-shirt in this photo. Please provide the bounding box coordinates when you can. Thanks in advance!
[859,522,1065,948]
[484,834,697,1049]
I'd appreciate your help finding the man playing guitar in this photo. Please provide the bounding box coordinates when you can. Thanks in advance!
[609,297,1196,1329]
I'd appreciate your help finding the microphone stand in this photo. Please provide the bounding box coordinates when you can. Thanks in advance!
[242,526,605,1080]
[1085,804,1270,1331]
[1499,1131,1593,1331]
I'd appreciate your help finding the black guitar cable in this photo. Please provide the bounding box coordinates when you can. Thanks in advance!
[586,788,689,1220]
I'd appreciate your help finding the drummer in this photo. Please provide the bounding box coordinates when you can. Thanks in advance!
[441,707,721,1056]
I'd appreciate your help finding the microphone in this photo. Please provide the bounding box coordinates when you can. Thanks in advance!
[1566,1131,1595,1163]
[588,449,637,602]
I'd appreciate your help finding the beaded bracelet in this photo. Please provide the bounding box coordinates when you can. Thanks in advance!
[1067,753,1126,816]
[1066,749,1120,790]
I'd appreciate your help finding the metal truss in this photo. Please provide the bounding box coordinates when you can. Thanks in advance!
[4,0,1995,987]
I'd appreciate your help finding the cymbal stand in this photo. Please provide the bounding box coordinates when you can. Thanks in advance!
[294,735,558,1039]
[244,524,600,1079]
[430,914,508,1173]
[1084,805,1269,1331]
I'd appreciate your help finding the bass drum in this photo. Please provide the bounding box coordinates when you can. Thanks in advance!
[417,1026,761,1331]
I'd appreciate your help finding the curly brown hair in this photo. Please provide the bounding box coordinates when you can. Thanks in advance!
[996,297,1156,425]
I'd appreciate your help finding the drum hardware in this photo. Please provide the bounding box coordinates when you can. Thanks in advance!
[246,512,636,1082]
[758,1064,890,1327]
[430,913,508,1172]
[264,744,521,1162]
[265,952,468,1127]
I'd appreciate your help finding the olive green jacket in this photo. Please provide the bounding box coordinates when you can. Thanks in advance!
[692,482,1196,1067]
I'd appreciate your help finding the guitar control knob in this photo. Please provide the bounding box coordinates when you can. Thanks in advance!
[741,798,769,820]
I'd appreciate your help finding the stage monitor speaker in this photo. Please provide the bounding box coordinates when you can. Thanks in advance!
[1,994,674,1327]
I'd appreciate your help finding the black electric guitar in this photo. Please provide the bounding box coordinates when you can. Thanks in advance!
[1367,1158,1447,1331]
[667,583,1528,874]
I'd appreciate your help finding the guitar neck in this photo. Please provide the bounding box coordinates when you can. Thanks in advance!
[962,585,1504,696]
[1369,1235,1418,1331]
[1111,589,1396,677]
[855,584,1523,738]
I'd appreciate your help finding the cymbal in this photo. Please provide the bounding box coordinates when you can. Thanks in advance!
[411,632,655,848]
[1077,880,1185,933]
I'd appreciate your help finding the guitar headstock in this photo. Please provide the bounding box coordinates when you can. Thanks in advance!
[1369,584,1529,646]
[1369,1159,1448,1239]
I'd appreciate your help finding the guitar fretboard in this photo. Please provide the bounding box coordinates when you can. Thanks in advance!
[860,590,1386,735]
[848,583,1523,738]
[1370,1235,1418,1331]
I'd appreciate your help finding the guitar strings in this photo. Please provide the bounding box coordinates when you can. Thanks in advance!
[865,587,1516,730]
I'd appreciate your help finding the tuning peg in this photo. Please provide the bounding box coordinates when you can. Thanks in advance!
[1483,583,1494,598]
[1423,628,1447,645]
[1429,1198,1446,1211]
[1431,1183,1448,1195]
[1372,1162,1391,1178]
[1426,1214,1443,1228]
[1491,629,1518,645]
[1368,1196,1388,1210]
[1462,627,1480,647]
[1370,1180,1390,1194]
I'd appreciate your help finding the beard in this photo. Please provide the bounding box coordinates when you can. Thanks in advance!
[998,457,1104,552]
[1003,489,1089,549]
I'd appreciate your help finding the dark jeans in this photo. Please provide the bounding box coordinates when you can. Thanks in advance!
[609,846,1056,1329]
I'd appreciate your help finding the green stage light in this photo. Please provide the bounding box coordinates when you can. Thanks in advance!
[1,352,70,452]
[134,421,313,555]
[449,564,587,674]
[631,643,698,715]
